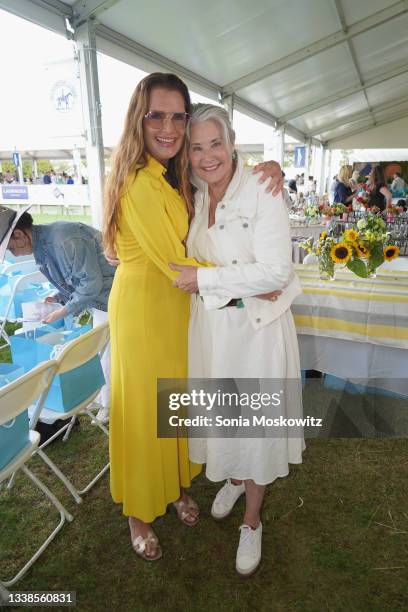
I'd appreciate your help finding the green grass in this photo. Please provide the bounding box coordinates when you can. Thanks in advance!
[1,410,408,610]
[0,337,407,611]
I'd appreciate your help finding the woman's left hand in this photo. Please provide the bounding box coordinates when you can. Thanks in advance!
[169,263,199,293]
[252,160,284,195]
[43,307,67,324]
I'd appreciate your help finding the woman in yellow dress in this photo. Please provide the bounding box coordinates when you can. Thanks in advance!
[104,73,205,561]
[104,73,282,561]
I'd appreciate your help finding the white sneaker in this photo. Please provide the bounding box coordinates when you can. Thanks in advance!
[92,405,109,425]
[211,479,245,519]
[236,523,262,577]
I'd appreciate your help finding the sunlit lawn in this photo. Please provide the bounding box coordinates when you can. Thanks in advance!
[1,374,407,611]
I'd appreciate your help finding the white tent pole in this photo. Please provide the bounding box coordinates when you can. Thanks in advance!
[75,19,105,229]
[278,127,284,168]
[222,93,234,124]
[319,146,326,195]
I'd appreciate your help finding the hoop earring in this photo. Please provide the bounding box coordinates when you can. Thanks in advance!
[232,150,238,162]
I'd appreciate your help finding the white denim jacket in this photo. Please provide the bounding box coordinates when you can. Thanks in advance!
[187,155,302,330]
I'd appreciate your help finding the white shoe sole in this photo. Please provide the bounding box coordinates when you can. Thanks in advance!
[236,557,261,578]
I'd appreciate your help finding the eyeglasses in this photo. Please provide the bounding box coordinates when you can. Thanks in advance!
[144,111,190,129]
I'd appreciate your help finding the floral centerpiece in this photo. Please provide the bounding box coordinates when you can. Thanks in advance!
[356,194,369,209]
[300,231,337,279]
[319,203,348,219]
[300,214,400,280]
[304,203,320,219]
[341,214,399,277]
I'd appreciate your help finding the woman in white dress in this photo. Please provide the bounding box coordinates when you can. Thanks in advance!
[171,104,304,576]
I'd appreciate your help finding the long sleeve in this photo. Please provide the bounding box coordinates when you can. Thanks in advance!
[59,238,104,316]
[122,175,209,281]
[197,191,293,300]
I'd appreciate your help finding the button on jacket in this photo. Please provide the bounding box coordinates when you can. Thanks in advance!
[31,222,116,316]
[187,155,302,330]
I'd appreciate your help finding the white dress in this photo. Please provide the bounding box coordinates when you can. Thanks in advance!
[187,165,305,486]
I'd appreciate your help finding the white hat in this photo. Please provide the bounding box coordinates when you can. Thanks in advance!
[0,204,32,263]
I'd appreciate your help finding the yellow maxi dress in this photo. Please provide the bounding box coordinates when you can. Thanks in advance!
[109,155,202,523]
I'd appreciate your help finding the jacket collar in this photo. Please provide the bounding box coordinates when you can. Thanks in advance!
[31,225,47,264]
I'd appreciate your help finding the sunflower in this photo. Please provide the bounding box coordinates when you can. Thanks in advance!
[319,231,328,241]
[344,229,359,242]
[384,245,400,261]
[356,243,370,258]
[330,242,353,264]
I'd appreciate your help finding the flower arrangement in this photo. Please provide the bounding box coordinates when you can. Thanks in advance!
[356,194,369,208]
[318,203,347,218]
[300,231,337,279]
[304,204,320,218]
[300,214,400,280]
[385,205,404,216]
[342,215,399,277]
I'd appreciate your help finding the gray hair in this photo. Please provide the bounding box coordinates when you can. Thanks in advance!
[187,103,236,149]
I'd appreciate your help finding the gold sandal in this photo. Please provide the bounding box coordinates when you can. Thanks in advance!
[173,496,199,527]
[130,526,162,561]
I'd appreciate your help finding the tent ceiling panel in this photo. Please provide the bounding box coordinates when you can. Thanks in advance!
[366,75,408,108]
[95,0,340,86]
[351,13,408,78]
[374,101,408,121]
[326,115,408,148]
[289,92,368,135]
[318,118,374,142]
[236,43,357,118]
[338,0,398,24]
[2,0,408,149]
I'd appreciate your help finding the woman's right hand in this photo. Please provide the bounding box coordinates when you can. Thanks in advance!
[255,290,282,302]
[105,251,121,267]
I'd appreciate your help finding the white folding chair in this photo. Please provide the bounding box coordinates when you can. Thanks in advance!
[0,361,73,594]
[29,322,110,504]
[0,270,48,349]
[0,259,39,276]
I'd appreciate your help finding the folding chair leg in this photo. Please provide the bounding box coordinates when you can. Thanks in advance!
[36,448,82,505]
[84,408,109,436]
[1,465,73,588]
[0,582,10,605]
[62,416,77,442]
[6,471,16,490]
[77,462,110,496]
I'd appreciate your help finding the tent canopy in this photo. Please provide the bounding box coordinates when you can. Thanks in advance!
[1,0,407,148]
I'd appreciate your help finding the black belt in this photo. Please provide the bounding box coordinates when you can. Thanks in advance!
[199,296,244,308]
[222,298,244,308]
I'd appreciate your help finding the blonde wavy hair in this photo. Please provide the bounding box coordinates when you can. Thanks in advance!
[103,73,193,256]
[338,165,351,184]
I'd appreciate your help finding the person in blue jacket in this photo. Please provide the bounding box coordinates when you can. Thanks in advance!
[0,205,113,424]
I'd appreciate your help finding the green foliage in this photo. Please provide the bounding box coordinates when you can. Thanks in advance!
[347,258,367,278]
[0,160,15,174]
[369,242,385,269]
[36,160,54,174]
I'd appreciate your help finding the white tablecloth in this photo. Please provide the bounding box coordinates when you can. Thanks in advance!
[293,264,408,394]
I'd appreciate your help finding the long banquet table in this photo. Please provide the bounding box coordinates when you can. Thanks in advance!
[292,264,408,394]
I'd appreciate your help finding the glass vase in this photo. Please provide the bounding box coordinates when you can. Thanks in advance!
[318,257,335,281]
[366,260,377,279]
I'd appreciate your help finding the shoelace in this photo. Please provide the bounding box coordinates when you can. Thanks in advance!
[217,479,240,502]
[238,525,255,556]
